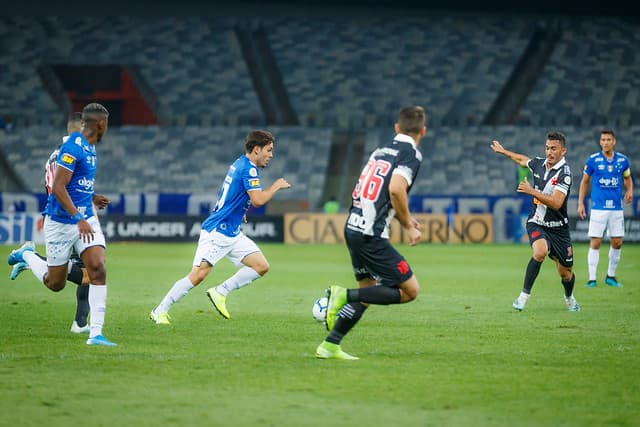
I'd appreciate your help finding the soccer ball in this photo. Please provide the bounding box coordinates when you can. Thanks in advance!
[312,297,328,322]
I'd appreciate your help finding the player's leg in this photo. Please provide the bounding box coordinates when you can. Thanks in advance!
[605,211,624,287]
[206,234,264,319]
[586,210,607,287]
[548,230,579,311]
[69,256,90,333]
[514,224,548,311]
[79,218,115,346]
[150,229,220,323]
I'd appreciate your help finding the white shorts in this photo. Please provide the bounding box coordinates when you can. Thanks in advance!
[588,209,625,238]
[44,216,106,266]
[193,229,260,267]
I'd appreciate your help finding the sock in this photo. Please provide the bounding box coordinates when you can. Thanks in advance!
[523,258,542,294]
[587,248,599,281]
[155,276,194,313]
[561,273,575,298]
[88,284,107,338]
[67,262,84,286]
[75,285,90,327]
[607,247,621,277]
[23,251,48,283]
[348,286,401,305]
[326,303,367,345]
[518,291,530,304]
[215,266,261,297]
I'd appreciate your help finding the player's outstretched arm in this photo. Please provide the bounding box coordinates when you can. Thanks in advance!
[248,178,291,207]
[577,173,591,219]
[490,140,529,167]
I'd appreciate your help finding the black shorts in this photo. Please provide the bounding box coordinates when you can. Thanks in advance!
[344,228,414,287]
[526,222,574,267]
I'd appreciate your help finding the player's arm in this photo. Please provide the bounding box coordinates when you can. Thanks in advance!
[389,174,421,246]
[248,178,291,207]
[490,140,530,168]
[577,172,592,219]
[52,167,95,240]
[623,168,633,204]
[517,178,567,211]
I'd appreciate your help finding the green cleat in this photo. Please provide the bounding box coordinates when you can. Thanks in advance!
[315,341,359,360]
[206,288,230,319]
[325,285,348,331]
[149,310,171,325]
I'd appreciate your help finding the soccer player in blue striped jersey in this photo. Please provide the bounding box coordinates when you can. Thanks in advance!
[7,103,116,346]
[577,129,633,288]
[150,130,290,324]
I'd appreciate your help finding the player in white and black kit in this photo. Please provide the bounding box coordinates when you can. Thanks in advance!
[491,132,580,312]
[316,106,426,360]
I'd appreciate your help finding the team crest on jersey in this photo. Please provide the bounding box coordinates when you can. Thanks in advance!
[249,179,260,187]
[249,167,258,177]
[61,153,75,165]
[607,165,613,173]
[551,177,558,185]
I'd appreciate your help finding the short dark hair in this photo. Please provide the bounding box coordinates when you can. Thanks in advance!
[547,131,566,147]
[600,128,616,138]
[245,130,275,153]
[82,103,109,122]
[397,106,426,135]
[67,112,82,126]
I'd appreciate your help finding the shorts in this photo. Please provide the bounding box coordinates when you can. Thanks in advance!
[527,222,573,267]
[344,228,414,287]
[193,229,260,267]
[44,216,106,267]
[588,209,625,238]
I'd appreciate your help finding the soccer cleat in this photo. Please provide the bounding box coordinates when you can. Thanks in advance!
[206,288,230,319]
[565,296,581,312]
[325,285,348,331]
[70,321,90,334]
[7,241,35,265]
[10,261,29,280]
[315,341,359,360]
[149,310,171,325]
[605,276,623,288]
[585,280,597,288]
[86,335,117,346]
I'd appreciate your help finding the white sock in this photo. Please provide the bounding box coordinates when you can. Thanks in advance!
[23,251,48,283]
[88,284,107,338]
[215,267,261,296]
[155,276,194,313]
[518,291,530,302]
[608,247,621,277]
[587,248,599,281]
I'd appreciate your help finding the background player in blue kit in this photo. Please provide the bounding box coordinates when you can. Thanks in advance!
[7,103,116,346]
[150,130,291,324]
[491,132,580,312]
[8,112,109,334]
[316,106,426,360]
[577,129,633,288]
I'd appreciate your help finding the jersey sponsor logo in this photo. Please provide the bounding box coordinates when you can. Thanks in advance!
[347,212,369,230]
[61,153,75,165]
[77,177,94,190]
[249,179,260,187]
[598,177,619,187]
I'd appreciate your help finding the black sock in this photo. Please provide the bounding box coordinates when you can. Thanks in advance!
[562,273,575,298]
[67,263,84,286]
[523,258,542,294]
[326,303,367,345]
[348,287,401,305]
[75,285,90,327]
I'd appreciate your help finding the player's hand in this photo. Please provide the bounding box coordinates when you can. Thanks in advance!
[624,190,633,204]
[410,217,421,230]
[490,140,505,154]
[517,177,533,195]
[77,219,96,243]
[93,194,110,209]
[276,178,291,190]
[407,226,421,246]
[577,204,587,220]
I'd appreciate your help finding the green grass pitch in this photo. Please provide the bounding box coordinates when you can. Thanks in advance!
[1,242,638,427]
